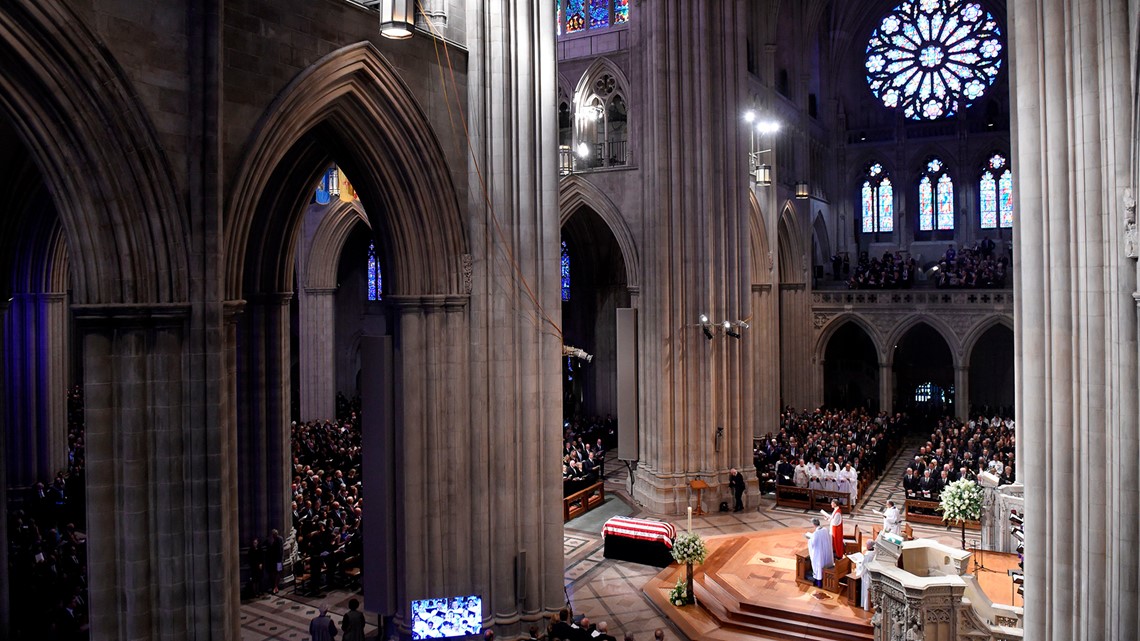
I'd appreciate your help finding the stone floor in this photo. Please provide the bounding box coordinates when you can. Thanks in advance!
[239,442,973,641]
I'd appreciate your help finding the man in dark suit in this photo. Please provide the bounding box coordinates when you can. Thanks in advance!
[729,468,746,512]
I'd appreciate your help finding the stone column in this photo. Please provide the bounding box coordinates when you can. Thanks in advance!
[2,292,69,486]
[0,300,9,638]
[750,284,779,436]
[1010,0,1138,639]
[779,284,813,410]
[464,0,565,632]
[235,294,293,545]
[954,364,968,421]
[631,0,755,513]
[78,304,236,641]
[298,287,336,421]
[879,361,893,414]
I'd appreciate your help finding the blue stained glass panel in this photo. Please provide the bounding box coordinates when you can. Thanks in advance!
[879,178,895,232]
[589,0,609,29]
[614,0,629,23]
[998,169,1013,228]
[919,176,934,230]
[561,241,571,301]
[936,173,955,229]
[557,0,561,34]
[367,241,382,301]
[862,182,875,233]
[980,172,997,228]
[566,0,585,32]
[866,0,1004,120]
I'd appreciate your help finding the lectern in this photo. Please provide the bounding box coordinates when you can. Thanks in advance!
[689,478,711,515]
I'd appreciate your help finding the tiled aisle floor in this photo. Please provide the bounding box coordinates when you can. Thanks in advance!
[240,442,965,641]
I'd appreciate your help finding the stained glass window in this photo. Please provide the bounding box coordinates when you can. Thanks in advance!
[367,241,382,301]
[918,158,954,230]
[915,382,934,403]
[861,163,894,233]
[614,0,629,23]
[980,153,1013,228]
[566,0,585,32]
[556,0,561,35]
[589,0,609,29]
[865,0,1004,120]
[561,241,571,301]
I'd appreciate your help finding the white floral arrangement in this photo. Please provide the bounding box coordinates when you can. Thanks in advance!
[671,531,708,565]
[940,478,983,523]
[669,578,687,606]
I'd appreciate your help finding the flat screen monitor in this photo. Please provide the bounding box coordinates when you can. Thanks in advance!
[410,595,482,639]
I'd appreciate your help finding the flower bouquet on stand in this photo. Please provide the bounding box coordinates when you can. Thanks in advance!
[940,478,984,549]
[670,531,708,605]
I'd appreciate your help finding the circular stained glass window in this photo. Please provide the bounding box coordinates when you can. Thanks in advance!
[865,0,1003,120]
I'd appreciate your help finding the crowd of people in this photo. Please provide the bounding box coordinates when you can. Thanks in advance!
[837,238,1010,290]
[755,407,907,505]
[540,608,668,641]
[843,251,919,289]
[562,414,616,494]
[272,395,365,597]
[902,414,1017,501]
[930,241,1009,289]
[8,386,89,641]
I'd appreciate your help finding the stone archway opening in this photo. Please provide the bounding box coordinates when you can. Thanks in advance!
[968,324,1013,416]
[823,322,879,412]
[892,322,954,420]
[560,205,629,452]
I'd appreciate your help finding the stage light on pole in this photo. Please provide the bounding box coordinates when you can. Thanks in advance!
[744,110,756,123]
[723,320,740,339]
[379,0,415,39]
[699,314,713,340]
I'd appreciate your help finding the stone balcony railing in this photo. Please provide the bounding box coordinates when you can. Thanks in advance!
[812,289,1013,309]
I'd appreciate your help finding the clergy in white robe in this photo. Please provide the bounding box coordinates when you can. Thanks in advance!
[793,461,809,488]
[855,541,877,609]
[807,463,824,490]
[879,500,901,535]
[840,464,858,505]
[807,519,834,584]
[822,463,838,491]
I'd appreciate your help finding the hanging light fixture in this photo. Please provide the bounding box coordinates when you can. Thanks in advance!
[379,0,415,39]
[755,164,772,186]
[795,181,810,199]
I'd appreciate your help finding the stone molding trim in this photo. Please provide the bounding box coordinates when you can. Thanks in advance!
[0,0,189,306]
[224,41,468,299]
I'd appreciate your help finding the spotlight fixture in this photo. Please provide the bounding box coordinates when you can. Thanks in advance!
[699,314,713,340]
[1010,527,1024,542]
[562,345,594,363]
[723,320,740,339]
[1009,511,1023,526]
[1012,572,1024,586]
[756,120,781,135]
[379,0,415,39]
[743,110,756,123]
[576,142,590,159]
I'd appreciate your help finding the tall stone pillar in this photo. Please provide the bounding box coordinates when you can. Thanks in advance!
[954,365,968,421]
[1009,0,1138,638]
[2,292,69,486]
[779,284,813,410]
[235,294,293,545]
[465,0,565,632]
[879,361,893,414]
[79,305,236,641]
[298,287,336,421]
[631,0,755,512]
[0,300,9,638]
[750,283,779,436]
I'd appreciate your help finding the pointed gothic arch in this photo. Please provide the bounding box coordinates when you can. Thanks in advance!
[306,199,371,291]
[224,41,467,299]
[559,175,640,290]
[748,190,772,285]
[0,0,188,305]
[883,315,962,366]
[811,210,831,273]
[961,315,1015,366]
[777,202,805,282]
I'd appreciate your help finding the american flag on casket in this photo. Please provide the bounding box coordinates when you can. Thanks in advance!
[601,516,677,549]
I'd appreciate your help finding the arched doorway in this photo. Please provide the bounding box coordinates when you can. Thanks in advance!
[892,322,955,418]
[968,324,1014,416]
[560,206,629,423]
[823,322,879,411]
[224,43,468,630]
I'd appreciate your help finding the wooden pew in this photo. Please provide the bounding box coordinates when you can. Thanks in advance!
[563,481,605,522]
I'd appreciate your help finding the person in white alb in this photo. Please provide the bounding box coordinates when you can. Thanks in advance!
[793,459,809,488]
[838,463,858,506]
[876,500,901,536]
[807,518,834,586]
[855,541,877,610]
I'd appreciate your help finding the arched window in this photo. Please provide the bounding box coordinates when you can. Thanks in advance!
[558,0,629,35]
[865,0,1004,120]
[918,158,954,231]
[980,153,1013,229]
[561,241,571,301]
[367,241,383,301]
[861,162,894,233]
[574,70,629,169]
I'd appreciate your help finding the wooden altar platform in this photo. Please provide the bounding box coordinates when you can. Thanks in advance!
[643,528,1022,641]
